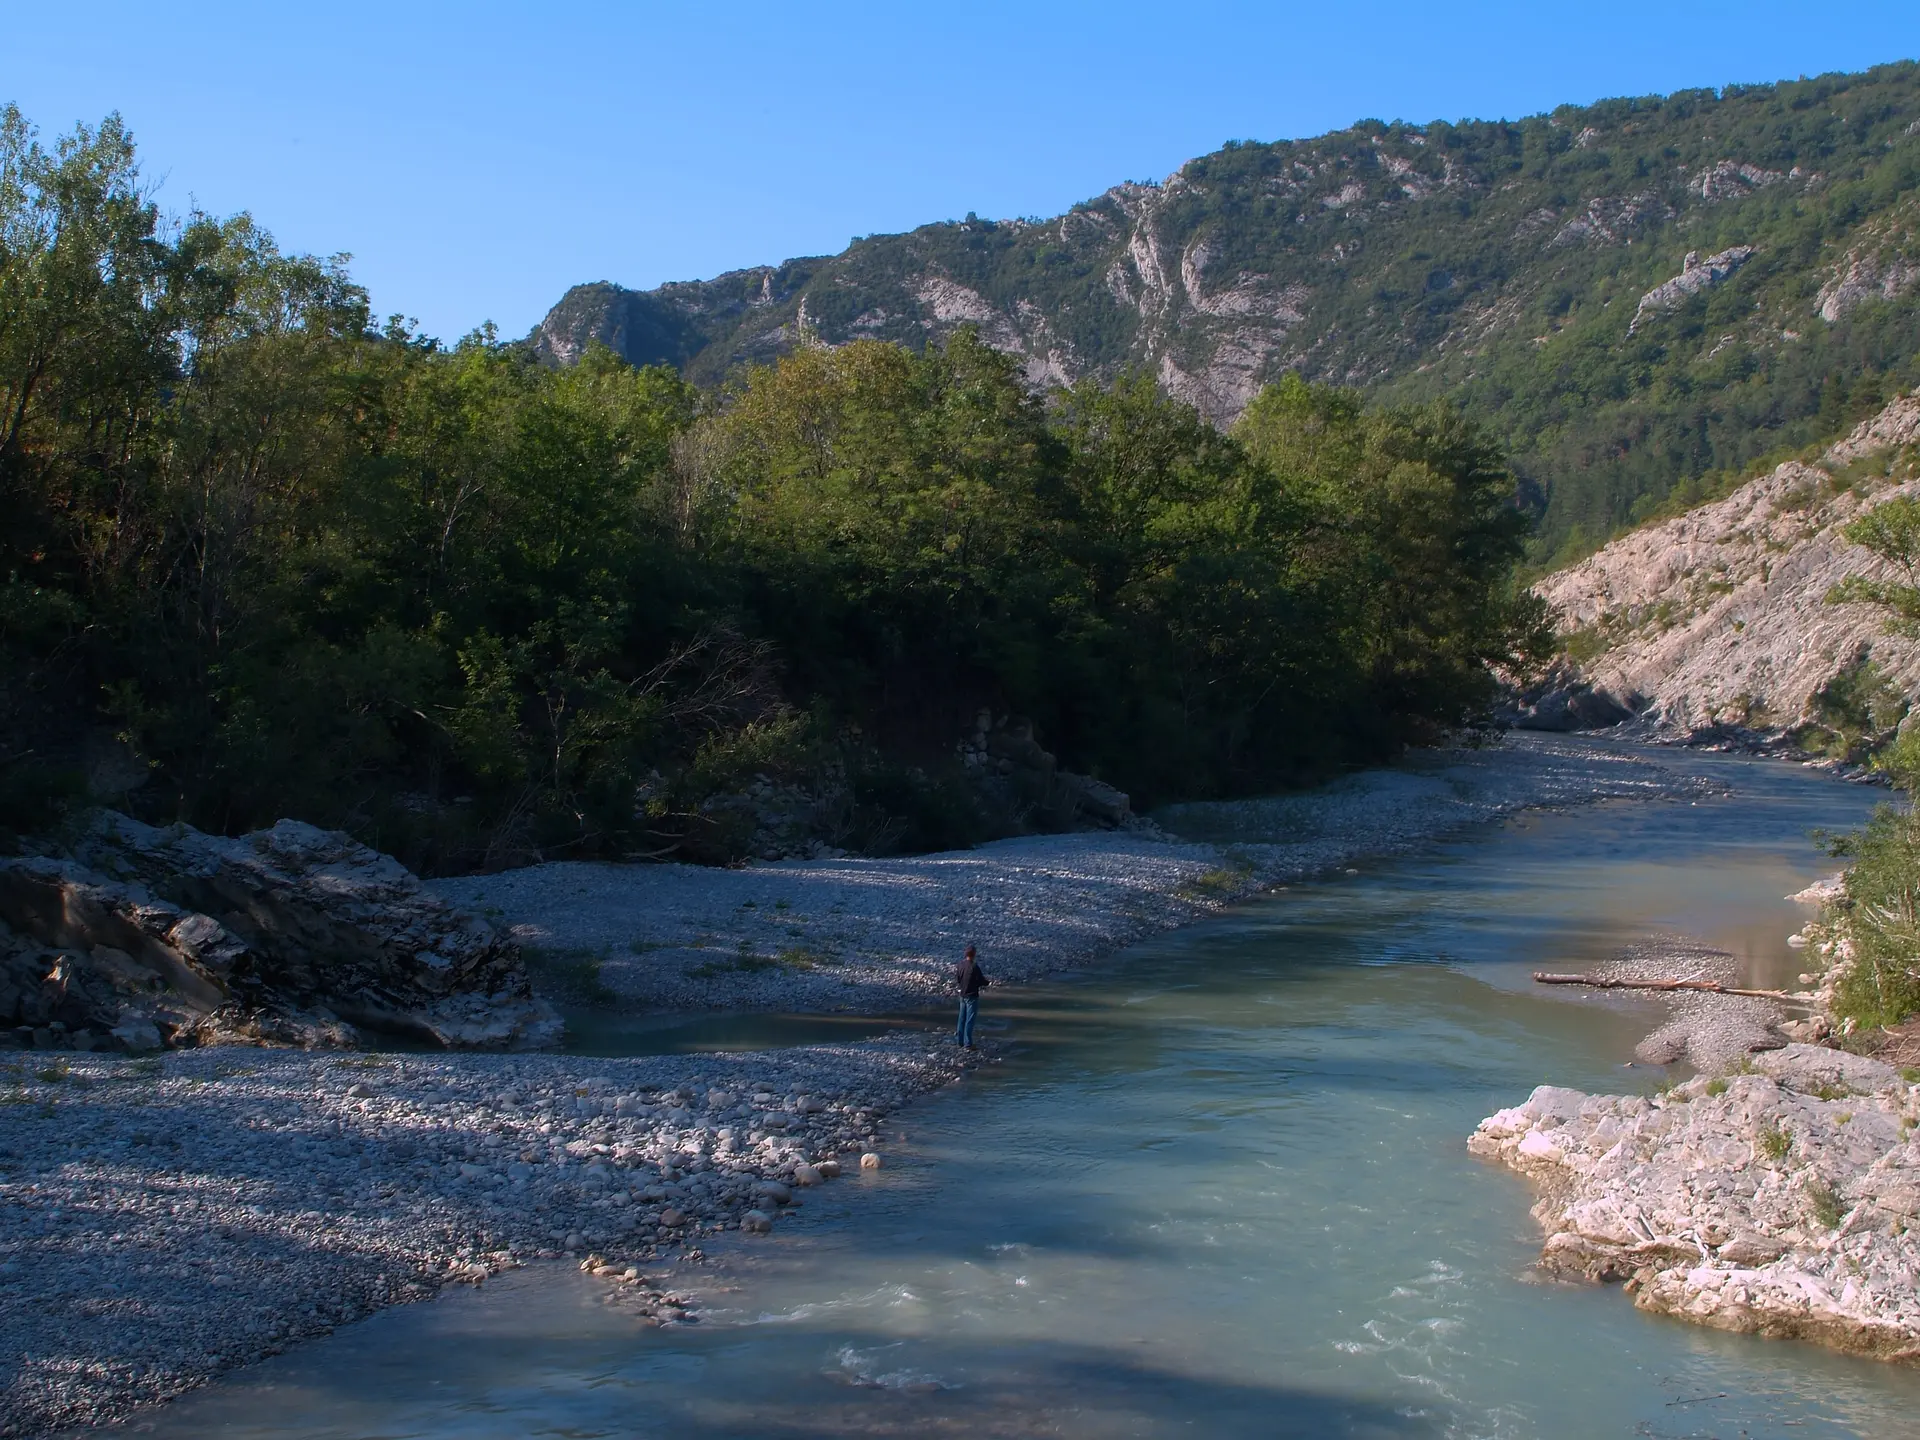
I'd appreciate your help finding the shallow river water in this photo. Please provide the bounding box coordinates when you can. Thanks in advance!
[142,748,1920,1438]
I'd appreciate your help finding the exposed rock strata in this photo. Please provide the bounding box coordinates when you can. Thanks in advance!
[0,813,559,1053]
[1816,193,1920,323]
[1471,1045,1920,1361]
[530,81,1905,424]
[1532,391,1920,736]
[1502,660,1634,732]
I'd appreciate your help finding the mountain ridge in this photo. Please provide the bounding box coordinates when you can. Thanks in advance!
[534,61,1920,554]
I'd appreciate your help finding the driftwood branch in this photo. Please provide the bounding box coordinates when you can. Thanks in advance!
[1532,972,1810,1003]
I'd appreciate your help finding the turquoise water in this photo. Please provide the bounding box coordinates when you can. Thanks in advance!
[138,750,1920,1438]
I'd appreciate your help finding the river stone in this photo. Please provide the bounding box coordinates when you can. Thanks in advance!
[792,1164,821,1186]
[110,1019,161,1053]
[860,1152,882,1170]
[1749,1043,1901,1096]
[741,1209,773,1234]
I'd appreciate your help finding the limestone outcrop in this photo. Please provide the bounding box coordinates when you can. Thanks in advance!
[0,813,560,1053]
[1627,246,1755,333]
[1531,390,1920,737]
[1471,1045,1920,1361]
[1502,660,1636,732]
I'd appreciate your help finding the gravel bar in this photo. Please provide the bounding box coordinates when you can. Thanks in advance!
[3,733,1702,1437]
[437,734,1705,1013]
[3,1039,966,1437]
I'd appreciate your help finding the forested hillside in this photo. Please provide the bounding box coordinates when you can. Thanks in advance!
[0,107,1544,873]
[537,62,1920,560]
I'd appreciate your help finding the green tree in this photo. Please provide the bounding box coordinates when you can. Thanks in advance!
[1827,497,1920,635]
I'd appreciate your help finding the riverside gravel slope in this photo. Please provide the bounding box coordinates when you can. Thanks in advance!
[436,734,1706,1013]
[3,1039,967,1438]
[3,734,1701,1437]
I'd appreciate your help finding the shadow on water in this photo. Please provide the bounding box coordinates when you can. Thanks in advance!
[148,1265,1443,1438]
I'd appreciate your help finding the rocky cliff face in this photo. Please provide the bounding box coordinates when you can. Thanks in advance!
[1527,391,1920,737]
[537,143,1837,425]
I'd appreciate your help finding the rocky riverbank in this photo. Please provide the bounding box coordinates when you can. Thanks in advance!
[1,733,1705,1437]
[1471,1044,1920,1361]
[0,812,560,1054]
[436,734,1705,1014]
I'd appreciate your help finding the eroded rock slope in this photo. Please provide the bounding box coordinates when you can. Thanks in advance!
[1528,391,1920,735]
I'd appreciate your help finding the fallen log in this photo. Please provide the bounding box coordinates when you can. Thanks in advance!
[1532,972,1810,1003]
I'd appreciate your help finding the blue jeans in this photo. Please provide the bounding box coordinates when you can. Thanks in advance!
[956,995,978,1047]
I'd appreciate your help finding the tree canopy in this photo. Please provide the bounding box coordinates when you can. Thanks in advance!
[2,108,1548,872]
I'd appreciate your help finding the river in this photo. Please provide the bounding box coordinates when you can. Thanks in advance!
[134,747,1920,1438]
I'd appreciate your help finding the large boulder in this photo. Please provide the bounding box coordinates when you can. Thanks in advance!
[1471,1062,1920,1362]
[1501,660,1637,732]
[0,813,561,1053]
[961,713,1133,827]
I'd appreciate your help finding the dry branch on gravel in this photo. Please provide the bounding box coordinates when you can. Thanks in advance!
[1532,971,1810,1004]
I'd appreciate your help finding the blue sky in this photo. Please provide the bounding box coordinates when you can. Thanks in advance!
[7,3,1918,341]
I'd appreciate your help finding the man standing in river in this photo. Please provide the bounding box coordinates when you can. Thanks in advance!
[955,944,989,1049]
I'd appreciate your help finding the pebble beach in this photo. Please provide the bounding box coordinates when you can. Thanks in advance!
[1,735,1704,1437]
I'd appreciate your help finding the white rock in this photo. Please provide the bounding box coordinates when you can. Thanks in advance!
[1516,1129,1564,1161]
[1471,1056,1920,1361]
[1532,390,1920,738]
